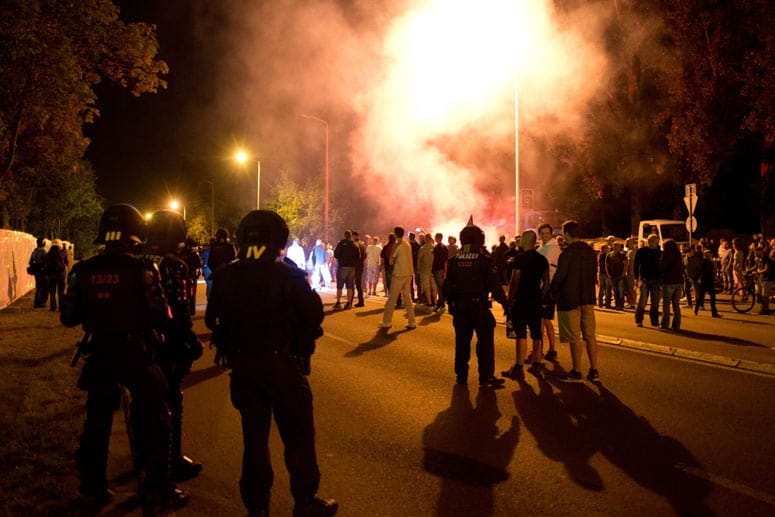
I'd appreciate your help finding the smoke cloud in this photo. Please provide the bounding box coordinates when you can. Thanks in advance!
[218,0,612,241]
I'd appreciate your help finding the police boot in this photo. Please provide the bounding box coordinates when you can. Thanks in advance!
[292,496,338,517]
[171,410,202,481]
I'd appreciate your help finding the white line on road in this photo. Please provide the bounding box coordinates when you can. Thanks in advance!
[675,463,775,507]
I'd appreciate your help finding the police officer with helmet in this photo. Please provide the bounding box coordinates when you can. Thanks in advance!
[145,209,204,481]
[443,218,508,388]
[60,204,189,510]
[205,209,337,517]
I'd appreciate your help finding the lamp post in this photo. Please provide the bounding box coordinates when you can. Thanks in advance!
[205,180,215,237]
[300,114,329,242]
[169,199,186,220]
[235,150,260,210]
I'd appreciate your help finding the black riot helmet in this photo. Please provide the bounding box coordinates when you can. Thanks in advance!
[146,209,187,254]
[94,204,146,247]
[459,217,485,250]
[237,210,289,260]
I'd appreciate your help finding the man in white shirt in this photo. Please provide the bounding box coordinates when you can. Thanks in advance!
[380,226,416,329]
[537,223,561,362]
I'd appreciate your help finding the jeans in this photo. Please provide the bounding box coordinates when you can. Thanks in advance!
[661,283,683,330]
[610,276,625,309]
[433,270,446,306]
[635,279,661,325]
[598,275,612,307]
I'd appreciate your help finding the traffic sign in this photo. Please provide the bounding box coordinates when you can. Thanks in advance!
[684,195,699,214]
[685,216,697,233]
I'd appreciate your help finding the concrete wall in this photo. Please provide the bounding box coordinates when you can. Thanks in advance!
[0,229,37,310]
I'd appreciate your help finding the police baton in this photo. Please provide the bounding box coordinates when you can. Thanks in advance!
[69,332,91,367]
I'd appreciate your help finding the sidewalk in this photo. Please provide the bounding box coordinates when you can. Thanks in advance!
[310,286,775,376]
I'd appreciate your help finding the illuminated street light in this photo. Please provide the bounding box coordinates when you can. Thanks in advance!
[300,114,329,242]
[235,149,260,210]
[169,199,186,220]
[205,180,215,237]
[144,212,152,221]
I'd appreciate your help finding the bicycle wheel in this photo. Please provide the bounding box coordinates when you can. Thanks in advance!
[731,286,755,313]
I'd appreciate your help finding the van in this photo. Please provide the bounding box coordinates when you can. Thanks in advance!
[637,220,690,247]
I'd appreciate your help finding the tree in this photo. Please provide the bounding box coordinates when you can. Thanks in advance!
[266,171,332,243]
[0,0,167,228]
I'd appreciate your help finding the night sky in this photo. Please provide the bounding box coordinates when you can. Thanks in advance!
[84,1,764,238]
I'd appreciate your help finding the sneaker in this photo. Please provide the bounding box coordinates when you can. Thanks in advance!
[501,364,524,381]
[523,352,534,364]
[333,302,341,309]
[544,350,558,362]
[293,496,338,517]
[713,313,723,318]
[343,302,352,309]
[560,370,584,383]
[354,302,365,307]
[587,369,601,383]
[635,321,643,327]
[378,323,391,329]
[435,305,445,313]
[527,362,544,379]
[479,377,506,389]
[405,324,416,329]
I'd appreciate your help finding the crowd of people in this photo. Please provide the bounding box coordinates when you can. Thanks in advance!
[41,204,774,515]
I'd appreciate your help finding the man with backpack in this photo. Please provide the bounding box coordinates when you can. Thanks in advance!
[28,237,48,308]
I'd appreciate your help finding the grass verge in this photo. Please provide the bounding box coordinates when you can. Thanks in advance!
[0,294,85,514]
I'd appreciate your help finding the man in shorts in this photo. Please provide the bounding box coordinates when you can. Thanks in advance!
[502,230,549,380]
[551,220,600,383]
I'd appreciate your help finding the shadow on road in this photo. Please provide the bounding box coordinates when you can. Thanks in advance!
[182,364,226,389]
[514,377,712,514]
[673,328,768,348]
[343,327,412,357]
[422,385,519,516]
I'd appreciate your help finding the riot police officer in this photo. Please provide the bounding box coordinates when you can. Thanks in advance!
[177,237,202,315]
[145,210,204,481]
[443,220,508,388]
[205,210,337,517]
[60,204,188,510]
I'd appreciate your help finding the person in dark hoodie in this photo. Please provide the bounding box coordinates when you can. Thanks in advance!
[550,220,600,383]
[633,234,662,327]
[659,239,685,331]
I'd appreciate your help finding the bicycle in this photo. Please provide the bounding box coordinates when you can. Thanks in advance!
[731,273,756,313]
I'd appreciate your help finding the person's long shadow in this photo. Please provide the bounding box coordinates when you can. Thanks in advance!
[343,328,411,357]
[422,385,519,516]
[671,328,768,348]
[512,378,603,490]
[182,364,226,388]
[554,381,713,515]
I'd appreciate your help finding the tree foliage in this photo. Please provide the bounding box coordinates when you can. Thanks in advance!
[266,171,334,243]
[0,0,167,233]
[552,0,775,235]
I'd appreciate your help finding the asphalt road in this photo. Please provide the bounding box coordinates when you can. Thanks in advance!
[101,288,775,516]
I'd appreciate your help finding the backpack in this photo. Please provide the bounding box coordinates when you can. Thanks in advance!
[27,248,47,275]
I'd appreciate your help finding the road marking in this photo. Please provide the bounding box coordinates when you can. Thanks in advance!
[675,463,775,506]
[324,331,354,345]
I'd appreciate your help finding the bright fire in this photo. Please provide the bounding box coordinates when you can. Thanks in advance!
[350,0,607,240]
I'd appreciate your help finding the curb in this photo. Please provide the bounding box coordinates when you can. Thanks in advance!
[596,334,775,376]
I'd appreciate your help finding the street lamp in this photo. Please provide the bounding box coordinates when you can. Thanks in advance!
[235,149,260,210]
[300,114,329,242]
[204,180,215,237]
[169,199,186,220]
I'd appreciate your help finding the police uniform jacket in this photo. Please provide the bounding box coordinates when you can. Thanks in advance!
[205,256,323,365]
[61,251,170,340]
[443,247,506,307]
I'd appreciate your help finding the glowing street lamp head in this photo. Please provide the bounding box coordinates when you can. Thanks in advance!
[144,212,153,221]
[169,200,180,211]
[235,150,249,164]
